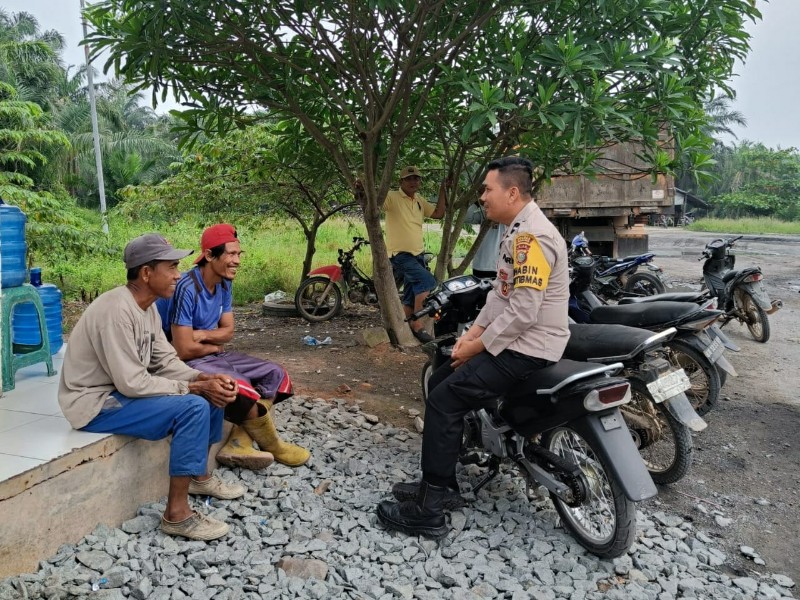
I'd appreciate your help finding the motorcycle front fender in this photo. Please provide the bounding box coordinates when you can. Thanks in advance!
[306,265,343,281]
[572,411,657,502]
[662,392,707,432]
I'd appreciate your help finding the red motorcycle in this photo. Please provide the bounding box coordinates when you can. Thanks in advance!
[294,237,434,323]
[294,237,376,322]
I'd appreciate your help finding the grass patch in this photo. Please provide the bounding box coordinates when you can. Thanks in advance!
[40,216,449,304]
[689,217,800,235]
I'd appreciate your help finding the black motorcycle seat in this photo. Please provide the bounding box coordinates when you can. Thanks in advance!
[565,324,653,360]
[505,359,610,403]
[619,292,705,304]
[589,301,698,327]
[722,270,738,283]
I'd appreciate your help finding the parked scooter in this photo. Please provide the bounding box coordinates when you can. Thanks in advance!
[570,232,666,300]
[698,236,781,343]
[570,256,736,416]
[294,237,433,323]
[413,275,656,558]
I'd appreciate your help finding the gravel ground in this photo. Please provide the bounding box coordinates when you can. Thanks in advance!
[1,399,796,600]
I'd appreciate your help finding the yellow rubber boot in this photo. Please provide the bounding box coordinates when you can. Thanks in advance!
[216,425,275,470]
[242,401,310,467]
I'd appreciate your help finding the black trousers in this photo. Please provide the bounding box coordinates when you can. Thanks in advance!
[421,350,552,486]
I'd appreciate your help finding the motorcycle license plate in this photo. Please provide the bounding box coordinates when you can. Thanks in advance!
[703,336,724,361]
[646,369,691,403]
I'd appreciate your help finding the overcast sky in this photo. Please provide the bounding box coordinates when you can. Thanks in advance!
[2,0,798,149]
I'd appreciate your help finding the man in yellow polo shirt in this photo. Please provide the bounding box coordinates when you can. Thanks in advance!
[385,166,447,342]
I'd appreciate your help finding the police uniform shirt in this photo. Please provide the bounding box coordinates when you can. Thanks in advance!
[473,200,570,362]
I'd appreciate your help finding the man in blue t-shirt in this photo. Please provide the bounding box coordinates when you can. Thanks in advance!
[157,224,310,469]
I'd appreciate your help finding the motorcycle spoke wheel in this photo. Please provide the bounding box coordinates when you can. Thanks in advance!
[624,272,665,296]
[542,427,636,558]
[623,381,693,484]
[666,340,721,417]
[294,276,343,323]
[737,291,771,343]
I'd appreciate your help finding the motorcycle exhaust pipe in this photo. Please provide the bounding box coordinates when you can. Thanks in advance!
[766,299,783,315]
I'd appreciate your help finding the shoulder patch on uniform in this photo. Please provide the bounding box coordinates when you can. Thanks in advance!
[512,233,551,290]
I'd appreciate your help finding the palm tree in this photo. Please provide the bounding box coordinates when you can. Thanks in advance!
[702,94,747,142]
[0,10,65,110]
[676,94,749,194]
[52,79,181,206]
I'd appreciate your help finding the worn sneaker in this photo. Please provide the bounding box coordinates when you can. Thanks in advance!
[161,512,229,541]
[188,474,246,500]
[391,481,467,510]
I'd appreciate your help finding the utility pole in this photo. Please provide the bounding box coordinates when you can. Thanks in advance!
[80,0,108,234]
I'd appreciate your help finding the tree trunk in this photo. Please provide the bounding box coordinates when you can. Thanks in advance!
[300,216,321,282]
[362,190,416,347]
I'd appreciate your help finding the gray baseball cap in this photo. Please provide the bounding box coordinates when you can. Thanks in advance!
[123,233,193,269]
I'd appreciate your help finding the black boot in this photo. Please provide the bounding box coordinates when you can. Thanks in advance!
[391,480,467,510]
[376,480,449,539]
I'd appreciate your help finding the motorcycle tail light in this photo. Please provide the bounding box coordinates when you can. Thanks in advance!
[743,273,763,283]
[583,382,631,411]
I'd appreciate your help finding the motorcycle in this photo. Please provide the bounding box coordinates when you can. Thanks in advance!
[420,277,704,485]
[565,323,706,484]
[570,232,666,300]
[414,275,657,558]
[569,256,736,416]
[698,236,781,343]
[294,237,433,323]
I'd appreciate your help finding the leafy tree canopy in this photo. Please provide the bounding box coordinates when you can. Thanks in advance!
[705,143,800,220]
[85,0,760,342]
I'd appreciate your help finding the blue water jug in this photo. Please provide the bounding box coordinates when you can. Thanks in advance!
[12,283,64,354]
[0,199,28,288]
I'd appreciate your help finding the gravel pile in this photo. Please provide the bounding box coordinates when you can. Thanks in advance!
[2,398,796,600]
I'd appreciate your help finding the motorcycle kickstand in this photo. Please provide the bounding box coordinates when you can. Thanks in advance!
[471,456,501,495]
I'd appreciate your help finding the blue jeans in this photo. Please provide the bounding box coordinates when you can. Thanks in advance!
[390,252,436,307]
[82,392,224,477]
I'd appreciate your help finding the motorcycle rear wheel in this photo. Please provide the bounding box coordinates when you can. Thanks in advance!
[542,427,636,558]
[666,340,721,416]
[624,380,693,484]
[624,272,665,296]
[736,290,771,343]
[294,276,343,322]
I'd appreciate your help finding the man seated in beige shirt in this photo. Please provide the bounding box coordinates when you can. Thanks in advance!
[58,233,249,541]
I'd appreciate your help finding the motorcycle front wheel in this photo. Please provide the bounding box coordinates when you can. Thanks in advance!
[623,380,692,484]
[666,340,721,416]
[624,272,665,296]
[421,360,433,401]
[294,276,343,322]
[542,427,636,558]
[736,289,771,343]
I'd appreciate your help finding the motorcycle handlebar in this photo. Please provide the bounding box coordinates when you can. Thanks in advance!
[407,301,439,322]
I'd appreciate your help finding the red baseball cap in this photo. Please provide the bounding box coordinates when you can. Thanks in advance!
[195,223,238,264]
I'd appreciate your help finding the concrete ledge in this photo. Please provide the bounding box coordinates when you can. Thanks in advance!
[0,424,231,577]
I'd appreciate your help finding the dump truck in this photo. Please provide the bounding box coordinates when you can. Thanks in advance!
[536,142,673,257]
